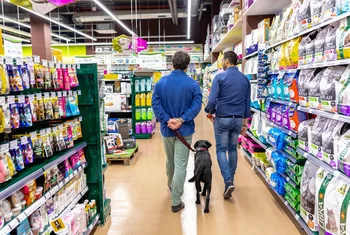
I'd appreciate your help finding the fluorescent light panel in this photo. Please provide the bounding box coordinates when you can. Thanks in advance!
[0,15,71,42]
[187,0,191,39]
[147,41,195,45]
[16,6,96,41]
[2,33,31,42]
[93,0,135,36]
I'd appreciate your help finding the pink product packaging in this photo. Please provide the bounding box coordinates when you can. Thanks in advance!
[57,68,64,90]
[146,122,153,134]
[282,105,291,130]
[63,68,71,91]
[141,122,147,133]
[64,212,78,235]
[135,123,141,134]
[276,105,283,126]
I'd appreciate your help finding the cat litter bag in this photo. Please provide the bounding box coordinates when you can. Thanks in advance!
[298,69,319,107]
[322,121,350,169]
[298,119,315,152]
[288,105,308,132]
[311,116,331,159]
[250,113,260,137]
[270,172,286,196]
[271,150,287,174]
[321,65,348,113]
[309,69,326,110]
[300,160,319,232]
[267,128,286,150]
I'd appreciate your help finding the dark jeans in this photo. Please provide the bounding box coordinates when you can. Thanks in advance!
[214,117,243,184]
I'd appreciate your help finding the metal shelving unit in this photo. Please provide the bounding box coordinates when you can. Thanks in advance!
[297,106,350,123]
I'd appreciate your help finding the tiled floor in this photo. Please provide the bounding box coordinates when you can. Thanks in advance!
[95,110,303,235]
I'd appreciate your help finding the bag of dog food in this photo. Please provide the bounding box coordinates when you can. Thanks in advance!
[311,116,331,159]
[315,26,331,63]
[298,0,312,30]
[271,150,287,174]
[278,44,288,70]
[320,66,346,113]
[288,105,308,132]
[270,172,287,195]
[336,17,350,60]
[298,119,315,152]
[323,0,337,19]
[322,121,350,169]
[338,129,350,176]
[276,72,286,100]
[325,25,339,61]
[300,160,319,232]
[299,69,320,107]
[309,69,326,110]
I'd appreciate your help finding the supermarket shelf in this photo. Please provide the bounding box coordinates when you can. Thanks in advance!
[281,173,298,188]
[297,148,350,185]
[102,78,131,82]
[0,165,87,235]
[244,0,291,16]
[298,58,350,70]
[243,51,258,60]
[268,98,298,107]
[212,19,243,53]
[297,106,350,123]
[241,149,313,235]
[246,131,270,150]
[83,214,100,235]
[0,142,87,201]
[266,11,350,51]
[266,120,298,138]
[203,54,212,63]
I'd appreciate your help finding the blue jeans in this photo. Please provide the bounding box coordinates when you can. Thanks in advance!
[214,117,243,184]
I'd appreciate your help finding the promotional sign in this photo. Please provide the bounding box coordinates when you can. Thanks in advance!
[8,0,56,15]
[4,39,22,58]
[138,52,166,70]
[133,36,147,54]
[112,35,132,54]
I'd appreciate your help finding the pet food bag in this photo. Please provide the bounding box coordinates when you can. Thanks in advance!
[337,0,350,14]
[270,172,286,195]
[339,184,350,234]
[267,128,286,150]
[276,72,286,100]
[287,71,300,103]
[298,119,316,152]
[309,69,326,110]
[306,38,316,64]
[323,0,337,19]
[339,129,350,176]
[299,36,311,66]
[315,168,332,234]
[321,66,347,113]
[337,70,350,116]
[299,69,319,107]
[271,150,287,174]
[276,105,284,126]
[300,160,319,232]
[289,105,308,132]
[278,44,288,70]
[312,0,325,25]
[287,37,302,68]
[298,0,312,30]
[336,17,350,60]
[325,25,339,61]
[315,26,330,63]
[311,116,331,159]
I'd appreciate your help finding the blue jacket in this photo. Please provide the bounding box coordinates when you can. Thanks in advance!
[152,70,202,137]
[205,66,251,118]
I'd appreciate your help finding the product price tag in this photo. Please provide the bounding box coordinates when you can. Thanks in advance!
[8,219,19,229]
[28,94,35,102]
[16,57,23,65]
[58,181,64,188]
[79,116,82,122]
[62,64,66,68]
[0,56,4,65]
[17,95,25,103]
[286,177,290,182]
[68,90,72,96]
[57,91,62,98]
[36,93,42,100]
[7,96,15,104]
[77,64,80,69]
[44,92,50,98]
[0,143,9,152]
[284,200,288,206]
[45,191,52,199]
[20,136,28,145]
[26,57,33,64]
[333,170,341,178]
[73,170,77,176]
[33,55,40,63]
[41,60,48,66]
[0,97,5,105]
[5,56,13,65]
[78,90,81,95]
[69,173,73,180]
[303,152,308,158]
[25,204,37,216]
[50,218,67,233]
[62,91,67,97]
[78,166,82,172]
[56,63,61,69]
[294,214,300,220]
[308,108,313,114]
[17,212,27,222]
[333,114,340,120]
[9,140,17,149]
[48,61,54,68]
[51,185,59,195]
[50,92,56,98]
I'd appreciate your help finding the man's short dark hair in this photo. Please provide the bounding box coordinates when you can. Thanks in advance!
[223,51,238,65]
[172,51,191,70]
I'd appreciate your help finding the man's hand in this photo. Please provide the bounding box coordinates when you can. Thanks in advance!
[240,125,248,136]
[167,118,182,130]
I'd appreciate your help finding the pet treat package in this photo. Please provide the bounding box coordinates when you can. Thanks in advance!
[325,25,339,61]
[336,17,350,60]
[315,168,332,234]
[300,160,319,232]
[311,117,331,159]
[321,66,348,113]
[299,69,319,107]
[309,69,326,110]
[314,27,330,63]
[323,121,350,169]
[298,119,315,152]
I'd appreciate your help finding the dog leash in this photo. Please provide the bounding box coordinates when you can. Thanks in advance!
[173,130,196,152]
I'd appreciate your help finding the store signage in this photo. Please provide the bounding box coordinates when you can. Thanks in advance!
[112,35,132,54]
[50,218,67,233]
[8,0,56,15]
[134,36,148,54]
[138,53,166,70]
[4,39,22,58]
[47,0,77,6]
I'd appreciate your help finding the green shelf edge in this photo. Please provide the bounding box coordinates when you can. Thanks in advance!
[102,164,109,173]
[0,142,87,200]
[106,143,139,159]
[134,133,154,139]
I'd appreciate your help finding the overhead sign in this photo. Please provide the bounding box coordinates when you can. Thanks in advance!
[8,0,56,15]
[138,52,166,70]
[4,39,22,58]
[133,36,147,54]
[112,35,132,54]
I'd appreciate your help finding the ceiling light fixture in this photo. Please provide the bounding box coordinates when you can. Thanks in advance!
[187,0,191,39]
[2,33,31,42]
[93,0,135,36]
[0,15,72,42]
[15,6,96,41]
[147,40,195,45]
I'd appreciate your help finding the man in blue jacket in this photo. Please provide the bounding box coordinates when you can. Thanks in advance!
[152,51,202,213]
[205,51,251,199]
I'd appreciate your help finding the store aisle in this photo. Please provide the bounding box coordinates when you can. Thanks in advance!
[96,110,302,235]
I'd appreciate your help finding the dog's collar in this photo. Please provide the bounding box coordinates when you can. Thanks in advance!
[196,147,208,152]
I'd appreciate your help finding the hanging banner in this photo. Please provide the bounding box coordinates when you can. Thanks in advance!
[8,0,57,15]
[138,52,166,70]
[132,35,147,54]
[112,35,132,54]
[4,39,22,58]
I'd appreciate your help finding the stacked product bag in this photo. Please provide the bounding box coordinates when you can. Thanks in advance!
[266,70,300,103]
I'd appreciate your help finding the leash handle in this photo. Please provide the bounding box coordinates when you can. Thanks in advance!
[173,130,196,152]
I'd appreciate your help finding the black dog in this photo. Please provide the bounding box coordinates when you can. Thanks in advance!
[188,140,212,213]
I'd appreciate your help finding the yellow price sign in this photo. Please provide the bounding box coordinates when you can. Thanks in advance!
[50,218,66,233]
